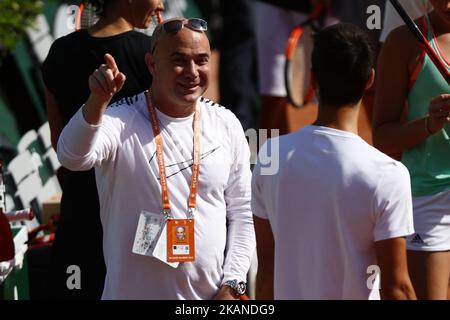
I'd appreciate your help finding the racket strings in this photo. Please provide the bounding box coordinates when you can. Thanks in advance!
[80,2,98,30]
[285,2,328,108]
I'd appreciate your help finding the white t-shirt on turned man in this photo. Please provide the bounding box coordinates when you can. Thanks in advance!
[252,125,414,300]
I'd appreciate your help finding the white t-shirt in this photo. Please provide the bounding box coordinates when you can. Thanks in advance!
[57,92,256,299]
[252,126,414,300]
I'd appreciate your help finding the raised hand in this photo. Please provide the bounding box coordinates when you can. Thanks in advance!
[426,94,450,134]
[88,53,126,104]
[83,54,126,125]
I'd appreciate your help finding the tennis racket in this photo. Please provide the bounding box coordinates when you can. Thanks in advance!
[75,1,98,31]
[284,1,327,108]
[389,0,450,84]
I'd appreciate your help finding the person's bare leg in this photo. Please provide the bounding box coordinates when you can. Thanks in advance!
[408,250,450,300]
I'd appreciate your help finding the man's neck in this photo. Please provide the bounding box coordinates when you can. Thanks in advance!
[150,89,196,118]
[313,102,360,135]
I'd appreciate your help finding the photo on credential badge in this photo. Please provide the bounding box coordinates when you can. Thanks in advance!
[175,226,186,242]
[167,219,195,262]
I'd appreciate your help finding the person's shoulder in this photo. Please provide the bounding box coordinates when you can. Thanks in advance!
[126,30,152,41]
[51,30,87,49]
[199,96,240,126]
[118,30,152,56]
[378,156,410,184]
[282,126,311,141]
[105,91,147,121]
[43,31,87,72]
[272,127,304,151]
[335,140,410,198]
[46,31,91,62]
[356,138,399,163]
[373,158,411,204]
[123,30,152,47]
[259,127,308,161]
[360,142,410,182]
[384,20,422,51]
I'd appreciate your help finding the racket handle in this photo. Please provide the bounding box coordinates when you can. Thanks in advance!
[4,208,34,222]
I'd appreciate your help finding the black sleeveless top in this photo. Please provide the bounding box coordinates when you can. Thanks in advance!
[41,29,151,299]
[42,29,152,124]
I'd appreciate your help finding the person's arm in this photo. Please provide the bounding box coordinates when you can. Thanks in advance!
[82,53,126,125]
[373,26,426,154]
[214,114,256,300]
[44,88,64,151]
[375,237,416,300]
[57,53,126,171]
[373,26,450,155]
[213,285,241,300]
[251,153,274,300]
[372,163,416,300]
[254,215,274,300]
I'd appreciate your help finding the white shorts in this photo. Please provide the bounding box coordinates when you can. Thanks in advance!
[407,190,450,252]
[255,2,308,97]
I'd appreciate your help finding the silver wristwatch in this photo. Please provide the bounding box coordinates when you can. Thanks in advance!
[223,280,246,296]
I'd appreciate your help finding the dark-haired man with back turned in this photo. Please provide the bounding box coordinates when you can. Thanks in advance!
[252,23,416,300]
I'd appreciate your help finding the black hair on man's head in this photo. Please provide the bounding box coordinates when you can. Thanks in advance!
[312,23,374,106]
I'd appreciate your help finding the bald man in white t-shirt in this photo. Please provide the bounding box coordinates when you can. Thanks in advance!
[57,18,255,300]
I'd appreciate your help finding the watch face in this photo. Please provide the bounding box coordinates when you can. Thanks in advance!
[237,282,246,295]
[225,280,246,295]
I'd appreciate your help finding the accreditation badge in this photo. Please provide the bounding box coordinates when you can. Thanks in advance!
[167,218,195,262]
[132,211,179,268]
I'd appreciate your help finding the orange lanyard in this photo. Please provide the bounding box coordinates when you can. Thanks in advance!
[145,91,201,218]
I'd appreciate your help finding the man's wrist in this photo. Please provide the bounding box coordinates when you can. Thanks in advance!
[83,94,110,125]
[222,279,247,297]
[218,285,240,299]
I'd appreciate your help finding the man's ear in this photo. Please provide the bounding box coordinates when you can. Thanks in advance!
[145,52,155,77]
[365,68,375,90]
